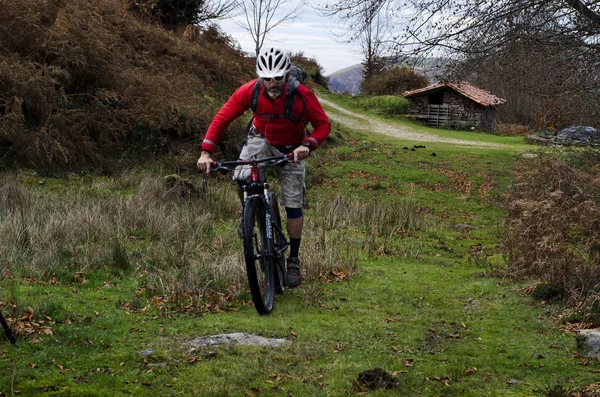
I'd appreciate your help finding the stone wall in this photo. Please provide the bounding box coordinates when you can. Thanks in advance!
[479,107,497,132]
[406,89,498,132]
[445,91,497,131]
[407,96,429,116]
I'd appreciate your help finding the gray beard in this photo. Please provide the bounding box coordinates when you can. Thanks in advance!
[267,89,282,99]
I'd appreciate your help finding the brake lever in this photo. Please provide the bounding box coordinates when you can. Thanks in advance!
[274,155,293,167]
[210,162,232,174]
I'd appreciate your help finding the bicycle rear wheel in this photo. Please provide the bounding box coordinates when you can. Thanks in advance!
[243,196,275,314]
[269,193,286,294]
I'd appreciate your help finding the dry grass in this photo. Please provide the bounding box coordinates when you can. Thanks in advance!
[0,171,430,310]
[497,123,532,136]
[0,172,246,308]
[0,0,253,173]
[307,194,427,260]
[503,156,600,323]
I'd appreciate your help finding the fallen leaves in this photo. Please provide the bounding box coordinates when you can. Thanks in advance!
[74,272,89,284]
[319,267,357,284]
[132,283,247,314]
[332,341,349,353]
[11,307,54,339]
[431,168,474,197]
[573,382,600,396]
[464,367,478,376]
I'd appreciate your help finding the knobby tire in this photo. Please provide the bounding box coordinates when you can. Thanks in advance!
[243,196,275,314]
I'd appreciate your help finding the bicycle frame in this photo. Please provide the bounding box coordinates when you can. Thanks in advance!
[211,154,291,313]
[212,154,291,253]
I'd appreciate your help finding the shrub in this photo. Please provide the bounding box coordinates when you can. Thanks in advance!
[0,0,253,173]
[361,67,428,96]
[503,156,600,323]
[128,0,211,29]
[355,96,408,116]
[497,123,531,136]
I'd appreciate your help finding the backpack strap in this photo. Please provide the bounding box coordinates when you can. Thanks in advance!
[284,90,307,124]
[284,76,307,124]
[250,80,262,114]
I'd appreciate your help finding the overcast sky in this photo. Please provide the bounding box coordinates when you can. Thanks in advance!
[218,9,364,75]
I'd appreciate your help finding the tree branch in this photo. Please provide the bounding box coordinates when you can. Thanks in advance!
[563,0,600,27]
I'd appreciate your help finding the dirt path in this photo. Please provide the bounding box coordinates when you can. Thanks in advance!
[318,96,506,148]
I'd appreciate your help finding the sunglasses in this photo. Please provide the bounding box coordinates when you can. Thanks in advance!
[262,75,286,82]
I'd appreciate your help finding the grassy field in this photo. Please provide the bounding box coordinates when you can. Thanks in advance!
[1,97,598,396]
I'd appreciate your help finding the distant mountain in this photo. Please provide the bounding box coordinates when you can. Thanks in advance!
[327,64,363,94]
[326,57,449,95]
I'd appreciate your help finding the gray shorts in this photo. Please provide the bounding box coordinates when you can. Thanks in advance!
[233,130,305,209]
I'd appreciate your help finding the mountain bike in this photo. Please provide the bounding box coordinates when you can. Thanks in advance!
[211,154,292,314]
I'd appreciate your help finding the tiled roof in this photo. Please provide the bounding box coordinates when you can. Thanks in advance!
[403,81,506,107]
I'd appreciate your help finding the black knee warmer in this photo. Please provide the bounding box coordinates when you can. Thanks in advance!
[285,207,303,219]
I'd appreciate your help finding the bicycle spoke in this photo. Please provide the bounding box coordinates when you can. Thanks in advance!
[269,193,287,295]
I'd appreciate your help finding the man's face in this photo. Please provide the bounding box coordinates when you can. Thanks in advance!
[262,75,287,99]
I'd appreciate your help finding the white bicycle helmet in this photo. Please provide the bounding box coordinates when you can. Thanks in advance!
[256,47,291,78]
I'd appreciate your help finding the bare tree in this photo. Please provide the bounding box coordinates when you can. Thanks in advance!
[320,0,600,54]
[318,0,600,69]
[358,4,390,80]
[313,0,393,82]
[437,3,600,128]
[234,0,304,56]
[196,0,239,23]
[321,0,600,127]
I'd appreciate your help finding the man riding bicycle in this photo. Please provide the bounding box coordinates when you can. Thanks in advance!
[197,47,331,288]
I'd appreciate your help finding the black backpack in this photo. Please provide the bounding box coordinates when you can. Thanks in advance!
[249,64,308,124]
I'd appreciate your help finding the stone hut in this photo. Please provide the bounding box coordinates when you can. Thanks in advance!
[403,81,506,132]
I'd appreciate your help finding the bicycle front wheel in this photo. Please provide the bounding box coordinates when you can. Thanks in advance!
[243,196,275,314]
[269,192,286,295]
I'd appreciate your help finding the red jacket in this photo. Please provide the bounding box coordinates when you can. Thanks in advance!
[202,79,331,153]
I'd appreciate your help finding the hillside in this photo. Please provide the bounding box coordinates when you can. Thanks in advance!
[327,57,448,95]
[327,64,363,94]
[0,0,255,173]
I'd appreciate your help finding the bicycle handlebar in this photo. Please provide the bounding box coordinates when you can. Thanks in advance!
[210,153,294,174]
